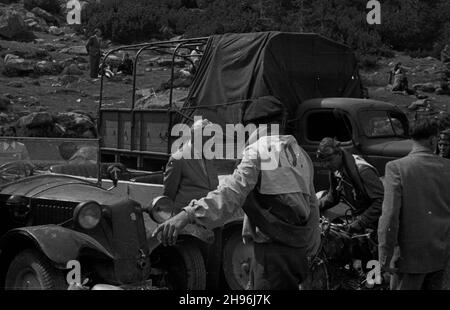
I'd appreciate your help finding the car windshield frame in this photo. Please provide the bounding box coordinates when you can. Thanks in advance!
[358,109,409,139]
[0,137,101,186]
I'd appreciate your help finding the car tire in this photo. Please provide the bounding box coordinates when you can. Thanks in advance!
[5,249,67,290]
[159,242,206,290]
[222,229,253,290]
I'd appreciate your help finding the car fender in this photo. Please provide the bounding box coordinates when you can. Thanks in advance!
[0,225,114,269]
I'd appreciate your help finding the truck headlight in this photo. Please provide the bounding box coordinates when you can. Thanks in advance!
[149,196,175,224]
[73,201,102,229]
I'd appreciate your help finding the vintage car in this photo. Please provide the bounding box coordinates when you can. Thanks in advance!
[0,137,211,290]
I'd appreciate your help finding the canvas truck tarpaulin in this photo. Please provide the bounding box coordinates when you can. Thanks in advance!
[179,32,363,127]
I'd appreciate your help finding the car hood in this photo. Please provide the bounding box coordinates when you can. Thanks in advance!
[0,174,119,205]
[362,138,413,157]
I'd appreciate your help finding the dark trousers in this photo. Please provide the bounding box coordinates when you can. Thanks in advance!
[390,270,445,290]
[89,54,100,78]
[249,242,309,290]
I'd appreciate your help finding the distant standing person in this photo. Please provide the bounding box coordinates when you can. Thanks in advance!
[437,129,450,159]
[379,118,450,290]
[390,62,408,92]
[441,45,450,66]
[86,28,102,79]
[117,53,134,76]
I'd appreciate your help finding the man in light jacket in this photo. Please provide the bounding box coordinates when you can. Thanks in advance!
[153,96,321,290]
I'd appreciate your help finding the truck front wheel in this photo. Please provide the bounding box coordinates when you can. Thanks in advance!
[5,249,67,290]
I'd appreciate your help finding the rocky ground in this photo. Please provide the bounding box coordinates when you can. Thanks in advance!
[362,53,450,122]
[0,0,194,137]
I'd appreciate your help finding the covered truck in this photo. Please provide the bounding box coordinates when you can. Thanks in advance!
[100,31,367,175]
[178,31,363,127]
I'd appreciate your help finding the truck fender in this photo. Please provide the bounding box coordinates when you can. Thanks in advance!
[0,225,114,269]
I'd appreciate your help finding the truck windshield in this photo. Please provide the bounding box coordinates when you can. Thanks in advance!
[360,111,407,138]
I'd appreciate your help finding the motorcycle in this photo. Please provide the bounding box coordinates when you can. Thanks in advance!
[304,193,389,290]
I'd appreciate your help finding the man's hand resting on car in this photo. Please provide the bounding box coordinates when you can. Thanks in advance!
[152,210,190,246]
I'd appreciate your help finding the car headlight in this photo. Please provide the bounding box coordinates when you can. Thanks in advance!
[149,196,175,224]
[73,201,102,229]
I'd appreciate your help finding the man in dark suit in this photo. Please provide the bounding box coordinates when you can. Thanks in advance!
[379,118,450,290]
[163,118,221,288]
[86,28,102,79]
[163,118,219,210]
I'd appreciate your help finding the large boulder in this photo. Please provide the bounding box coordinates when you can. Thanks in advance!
[58,74,79,85]
[0,8,36,42]
[54,112,96,138]
[48,25,63,35]
[0,95,11,112]
[60,45,87,55]
[61,63,83,75]
[24,0,61,14]
[34,60,63,75]
[31,7,58,25]
[413,82,436,93]
[408,99,429,111]
[42,42,65,51]
[10,47,49,59]
[6,81,23,87]
[23,15,48,32]
[156,57,187,67]
[16,112,53,129]
[3,54,35,77]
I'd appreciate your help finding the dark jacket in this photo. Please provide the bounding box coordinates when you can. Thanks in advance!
[319,151,384,229]
[118,59,133,75]
[379,145,450,273]
[86,35,101,56]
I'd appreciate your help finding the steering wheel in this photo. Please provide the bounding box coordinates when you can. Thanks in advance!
[0,161,35,184]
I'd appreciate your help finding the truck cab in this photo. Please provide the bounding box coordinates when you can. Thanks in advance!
[294,97,412,190]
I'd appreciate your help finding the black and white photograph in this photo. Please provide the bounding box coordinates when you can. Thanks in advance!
[0,0,449,297]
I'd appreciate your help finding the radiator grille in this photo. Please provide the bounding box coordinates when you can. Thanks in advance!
[31,200,77,225]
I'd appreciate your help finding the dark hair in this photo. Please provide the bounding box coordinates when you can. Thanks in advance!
[410,118,439,140]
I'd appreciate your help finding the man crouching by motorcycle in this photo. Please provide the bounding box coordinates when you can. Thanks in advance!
[316,137,384,233]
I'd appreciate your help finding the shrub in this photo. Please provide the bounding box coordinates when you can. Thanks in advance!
[23,0,61,14]
[85,0,166,44]
[358,54,379,70]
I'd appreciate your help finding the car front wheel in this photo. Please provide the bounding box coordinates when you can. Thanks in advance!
[152,242,206,290]
[5,249,67,290]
